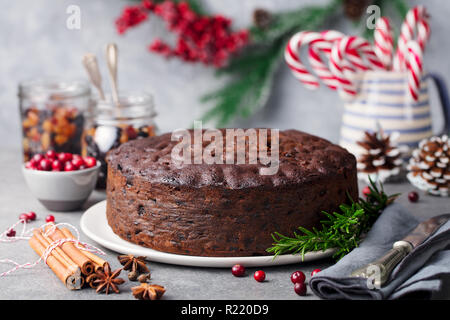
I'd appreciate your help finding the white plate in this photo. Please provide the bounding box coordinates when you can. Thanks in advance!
[80,200,335,268]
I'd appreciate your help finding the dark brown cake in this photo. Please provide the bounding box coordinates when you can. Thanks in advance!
[106,129,358,257]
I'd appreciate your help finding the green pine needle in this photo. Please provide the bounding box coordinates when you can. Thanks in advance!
[266,178,399,260]
[201,0,342,126]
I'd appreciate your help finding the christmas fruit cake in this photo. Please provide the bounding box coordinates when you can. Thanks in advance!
[105,129,358,257]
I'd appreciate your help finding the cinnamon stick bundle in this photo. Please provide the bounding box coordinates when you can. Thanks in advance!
[29,230,83,290]
[44,224,95,276]
[29,224,109,290]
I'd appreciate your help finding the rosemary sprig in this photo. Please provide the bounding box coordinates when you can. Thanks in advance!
[267,178,399,260]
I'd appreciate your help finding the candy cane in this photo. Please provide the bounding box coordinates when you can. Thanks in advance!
[330,36,384,99]
[285,31,327,89]
[393,6,430,71]
[374,17,394,69]
[306,30,347,90]
[406,40,424,101]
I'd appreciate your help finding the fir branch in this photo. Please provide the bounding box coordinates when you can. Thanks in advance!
[266,178,399,260]
[201,0,342,126]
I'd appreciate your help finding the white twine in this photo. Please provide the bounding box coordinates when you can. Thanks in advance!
[0,219,106,277]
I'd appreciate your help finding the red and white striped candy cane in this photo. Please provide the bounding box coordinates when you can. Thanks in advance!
[374,17,394,70]
[306,30,346,90]
[406,40,424,101]
[393,6,430,71]
[285,31,326,89]
[330,36,384,99]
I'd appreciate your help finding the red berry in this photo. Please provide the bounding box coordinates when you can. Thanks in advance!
[39,159,52,171]
[32,154,44,163]
[291,271,306,284]
[311,269,321,276]
[64,162,75,172]
[231,264,245,277]
[46,150,57,160]
[408,191,419,203]
[26,211,37,221]
[72,157,85,169]
[126,126,138,140]
[58,152,72,163]
[294,282,307,296]
[254,270,266,282]
[45,215,55,223]
[362,186,371,197]
[6,229,16,237]
[51,159,62,171]
[19,213,30,223]
[83,157,97,168]
[25,161,36,170]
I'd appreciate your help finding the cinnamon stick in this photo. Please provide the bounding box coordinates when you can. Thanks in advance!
[33,230,80,275]
[44,224,95,276]
[60,228,107,272]
[29,232,83,290]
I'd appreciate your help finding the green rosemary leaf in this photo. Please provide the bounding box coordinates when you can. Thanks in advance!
[267,179,399,261]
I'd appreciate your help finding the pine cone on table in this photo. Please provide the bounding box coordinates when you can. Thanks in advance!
[356,130,404,183]
[407,135,450,197]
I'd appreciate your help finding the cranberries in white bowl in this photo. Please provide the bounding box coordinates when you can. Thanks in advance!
[25,151,98,172]
[22,152,100,212]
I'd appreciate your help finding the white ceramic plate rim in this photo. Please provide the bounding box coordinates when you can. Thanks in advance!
[80,200,335,268]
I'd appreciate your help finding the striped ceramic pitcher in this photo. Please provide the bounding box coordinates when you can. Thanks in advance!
[339,71,450,157]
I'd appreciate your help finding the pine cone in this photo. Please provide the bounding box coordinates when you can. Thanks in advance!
[253,8,272,29]
[343,0,371,20]
[357,130,404,183]
[407,135,450,197]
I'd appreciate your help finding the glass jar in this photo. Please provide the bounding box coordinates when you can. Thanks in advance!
[82,92,157,189]
[18,78,91,161]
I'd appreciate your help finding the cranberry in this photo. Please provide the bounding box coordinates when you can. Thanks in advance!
[64,162,75,172]
[254,270,266,282]
[58,153,72,163]
[408,191,419,203]
[311,269,321,276]
[26,211,37,221]
[362,186,371,197]
[19,213,30,223]
[51,159,63,171]
[32,154,44,163]
[294,282,307,296]
[84,157,97,168]
[6,229,16,237]
[290,271,306,284]
[45,215,55,223]
[46,150,57,160]
[231,264,245,277]
[25,161,36,170]
[39,159,52,171]
[72,157,85,169]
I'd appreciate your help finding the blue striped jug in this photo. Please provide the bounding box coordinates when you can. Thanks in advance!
[339,71,450,157]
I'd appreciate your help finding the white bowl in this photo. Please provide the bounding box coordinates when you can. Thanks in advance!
[22,162,100,212]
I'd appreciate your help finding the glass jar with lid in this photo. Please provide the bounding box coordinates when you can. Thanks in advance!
[18,78,91,161]
[82,92,157,189]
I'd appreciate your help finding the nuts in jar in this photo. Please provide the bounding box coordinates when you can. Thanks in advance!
[82,92,157,189]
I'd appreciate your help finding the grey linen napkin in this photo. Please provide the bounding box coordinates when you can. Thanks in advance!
[309,203,450,300]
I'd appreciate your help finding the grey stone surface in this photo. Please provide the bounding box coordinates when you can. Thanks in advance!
[0,149,449,300]
[1,0,449,148]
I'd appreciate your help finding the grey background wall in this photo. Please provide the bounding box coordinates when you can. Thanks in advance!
[1,0,448,149]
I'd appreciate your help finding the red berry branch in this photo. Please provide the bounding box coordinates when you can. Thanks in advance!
[116,0,249,67]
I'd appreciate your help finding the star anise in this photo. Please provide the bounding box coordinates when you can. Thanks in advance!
[92,262,125,294]
[117,254,149,273]
[131,283,166,300]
